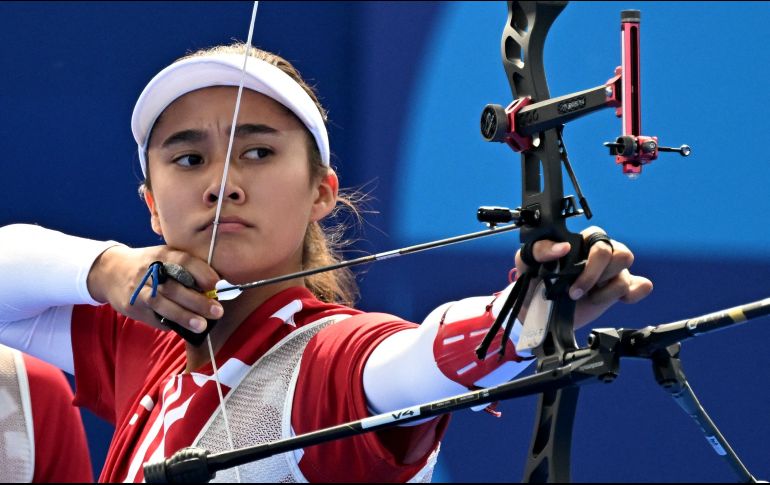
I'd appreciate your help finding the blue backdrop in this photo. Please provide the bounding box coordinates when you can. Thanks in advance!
[1,1,769,482]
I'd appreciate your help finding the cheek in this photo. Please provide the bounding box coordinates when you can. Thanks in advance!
[253,182,315,241]
[250,164,316,211]
[261,192,313,235]
[152,183,200,229]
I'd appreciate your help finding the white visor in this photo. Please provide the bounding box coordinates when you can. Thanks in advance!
[131,52,330,176]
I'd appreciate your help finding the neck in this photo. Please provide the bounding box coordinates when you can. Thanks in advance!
[184,278,305,372]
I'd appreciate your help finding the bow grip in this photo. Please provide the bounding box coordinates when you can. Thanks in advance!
[522,231,586,301]
[546,231,586,299]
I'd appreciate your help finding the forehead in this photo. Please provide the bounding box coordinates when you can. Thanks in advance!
[150,86,304,140]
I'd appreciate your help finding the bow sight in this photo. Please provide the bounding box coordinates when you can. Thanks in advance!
[481,7,690,180]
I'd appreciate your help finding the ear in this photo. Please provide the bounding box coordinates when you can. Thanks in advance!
[310,170,339,222]
[143,188,164,236]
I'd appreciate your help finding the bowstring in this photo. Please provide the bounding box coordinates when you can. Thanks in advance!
[205,2,259,482]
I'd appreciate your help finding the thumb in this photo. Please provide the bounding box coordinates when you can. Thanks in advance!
[515,240,571,274]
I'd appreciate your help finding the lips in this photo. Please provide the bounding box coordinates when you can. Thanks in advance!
[199,216,253,232]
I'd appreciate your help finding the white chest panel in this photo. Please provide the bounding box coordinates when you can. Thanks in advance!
[193,315,438,483]
[0,347,34,483]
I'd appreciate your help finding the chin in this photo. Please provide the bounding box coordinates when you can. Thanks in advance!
[216,270,257,286]
[210,256,277,285]
[212,261,258,284]
[208,239,302,285]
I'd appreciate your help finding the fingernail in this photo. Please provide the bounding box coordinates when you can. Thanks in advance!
[189,317,207,333]
[553,242,570,253]
[570,288,584,300]
[210,304,224,319]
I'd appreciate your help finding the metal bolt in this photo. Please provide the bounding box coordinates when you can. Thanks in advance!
[587,334,596,348]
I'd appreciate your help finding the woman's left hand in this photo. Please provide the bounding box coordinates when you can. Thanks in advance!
[514,226,653,329]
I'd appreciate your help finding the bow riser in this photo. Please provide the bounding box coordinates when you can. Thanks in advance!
[500,3,584,480]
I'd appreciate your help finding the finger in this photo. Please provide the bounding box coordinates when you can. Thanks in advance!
[144,291,209,334]
[595,240,634,286]
[585,271,653,307]
[157,280,224,320]
[124,285,175,330]
[573,272,652,328]
[584,270,633,306]
[162,250,221,291]
[571,238,635,300]
[620,275,653,304]
[579,226,633,278]
[570,237,615,300]
[515,240,571,273]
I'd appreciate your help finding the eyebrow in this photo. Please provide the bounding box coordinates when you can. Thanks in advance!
[160,123,280,149]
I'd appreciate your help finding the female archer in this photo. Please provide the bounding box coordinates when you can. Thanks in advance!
[0,41,651,482]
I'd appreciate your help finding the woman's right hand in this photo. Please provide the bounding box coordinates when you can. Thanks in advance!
[86,245,224,333]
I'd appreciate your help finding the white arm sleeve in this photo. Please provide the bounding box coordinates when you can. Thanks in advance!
[0,306,75,374]
[363,283,540,419]
[0,224,123,373]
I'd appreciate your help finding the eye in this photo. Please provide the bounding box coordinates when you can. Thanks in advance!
[173,154,204,167]
[243,147,273,160]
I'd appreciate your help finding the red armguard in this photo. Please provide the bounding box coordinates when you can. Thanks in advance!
[432,301,523,388]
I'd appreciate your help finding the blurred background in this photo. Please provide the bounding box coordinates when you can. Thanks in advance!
[1,1,769,482]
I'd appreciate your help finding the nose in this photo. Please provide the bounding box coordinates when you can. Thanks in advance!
[204,179,246,206]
